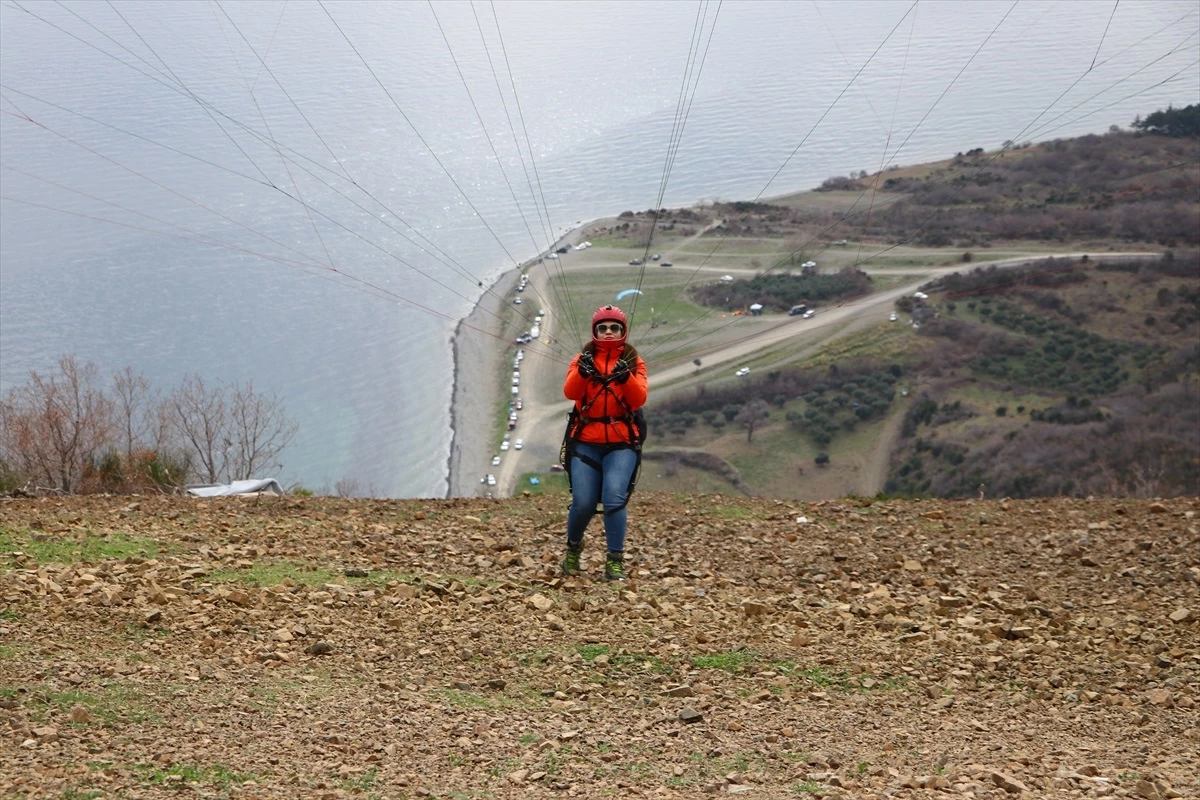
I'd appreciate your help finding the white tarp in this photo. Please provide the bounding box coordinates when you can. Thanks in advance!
[186,479,284,497]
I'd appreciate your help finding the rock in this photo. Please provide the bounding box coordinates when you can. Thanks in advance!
[344,568,369,578]
[305,641,335,655]
[487,678,507,690]
[144,609,163,623]
[507,768,529,785]
[902,559,924,572]
[272,628,293,642]
[742,601,769,617]
[660,685,695,698]
[32,726,59,743]
[527,594,555,611]
[69,705,91,724]
[990,771,1028,794]
[678,707,704,724]
[1148,502,1168,513]
[1135,780,1163,800]
[1168,608,1192,623]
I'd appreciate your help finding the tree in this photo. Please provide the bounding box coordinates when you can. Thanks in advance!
[165,376,296,484]
[0,355,113,493]
[736,399,770,443]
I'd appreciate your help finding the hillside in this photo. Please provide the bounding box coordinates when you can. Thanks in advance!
[637,253,1199,501]
[2,494,1197,799]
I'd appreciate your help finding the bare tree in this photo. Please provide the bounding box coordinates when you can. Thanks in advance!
[0,355,112,492]
[736,398,770,443]
[111,365,160,461]
[229,381,297,479]
[166,374,230,484]
[166,375,297,484]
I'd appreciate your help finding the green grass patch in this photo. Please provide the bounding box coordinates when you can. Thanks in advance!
[0,645,16,659]
[204,561,413,588]
[692,650,755,673]
[27,684,159,726]
[577,644,673,674]
[519,470,569,495]
[134,762,255,789]
[0,528,166,568]
[791,781,825,795]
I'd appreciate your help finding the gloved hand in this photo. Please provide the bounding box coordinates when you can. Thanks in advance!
[577,351,598,379]
[608,360,632,384]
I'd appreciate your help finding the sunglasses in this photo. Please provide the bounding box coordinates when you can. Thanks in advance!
[595,323,624,334]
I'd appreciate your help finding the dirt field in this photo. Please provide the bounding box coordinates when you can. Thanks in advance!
[2,494,1197,799]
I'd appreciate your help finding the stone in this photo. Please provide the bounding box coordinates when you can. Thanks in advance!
[69,705,91,724]
[1168,608,1192,623]
[742,601,770,617]
[305,641,334,656]
[660,685,695,698]
[527,594,555,612]
[990,771,1028,794]
[344,568,369,578]
[678,707,703,724]
[507,768,529,785]
[32,726,59,743]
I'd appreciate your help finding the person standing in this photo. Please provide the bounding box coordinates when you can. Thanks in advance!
[561,305,648,581]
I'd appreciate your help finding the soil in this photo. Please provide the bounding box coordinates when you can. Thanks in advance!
[1,494,1197,799]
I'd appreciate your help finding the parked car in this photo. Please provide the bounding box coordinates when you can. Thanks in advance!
[660,261,673,267]
[514,297,522,304]
[629,258,642,266]
[889,312,899,321]
[789,305,808,316]
[556,246,568,253]
[486,474,496,486]
[500,441,509,451]
[514,439,524,450]
[735,367,750,377]
[651,253,661,260]
[720,275,734,282]
[803,310,815,319]
[492,455,501,466]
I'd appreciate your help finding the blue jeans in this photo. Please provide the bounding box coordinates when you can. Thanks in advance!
[566,442,638,553]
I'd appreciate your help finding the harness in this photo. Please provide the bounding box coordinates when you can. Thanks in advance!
[559,344,646,512]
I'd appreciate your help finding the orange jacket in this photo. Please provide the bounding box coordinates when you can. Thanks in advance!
[563,343,648,445]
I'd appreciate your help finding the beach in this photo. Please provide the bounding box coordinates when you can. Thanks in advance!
[446,269,513,497]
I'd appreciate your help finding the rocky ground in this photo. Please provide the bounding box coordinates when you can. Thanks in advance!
[1,494,1197,800]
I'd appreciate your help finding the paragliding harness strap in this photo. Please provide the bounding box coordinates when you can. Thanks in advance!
[559,345,646,513]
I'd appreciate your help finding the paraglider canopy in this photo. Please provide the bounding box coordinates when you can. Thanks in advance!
[615,288,643,301]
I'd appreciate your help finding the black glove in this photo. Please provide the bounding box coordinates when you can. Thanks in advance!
[577,351,598,379]
[608,360,632,384]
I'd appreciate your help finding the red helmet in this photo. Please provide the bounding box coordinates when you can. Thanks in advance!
[591,304,628,342]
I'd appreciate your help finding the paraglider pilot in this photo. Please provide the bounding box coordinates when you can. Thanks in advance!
[560,305,648,581]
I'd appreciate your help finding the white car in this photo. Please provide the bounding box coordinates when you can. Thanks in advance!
[913,291,928,300]
[492,455,501,466]
[547,253,558,259]
[720,275,734,282]
[803,309,815,319]
[889,312,899,321]
[500,441,509,451]
[514,439,524,450]
[735,367,750,377]
[802,260,817,268]
[486,474,496,486]
[537,309,546,317]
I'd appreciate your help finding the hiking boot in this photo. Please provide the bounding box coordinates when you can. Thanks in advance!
[562,544,583,576]
[604,551,626,582]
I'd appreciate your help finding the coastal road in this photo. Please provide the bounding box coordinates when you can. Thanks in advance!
[494,251,1157,497]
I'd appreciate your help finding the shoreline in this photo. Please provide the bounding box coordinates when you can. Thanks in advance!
[446,267,512,498]
[446,228,587,497]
